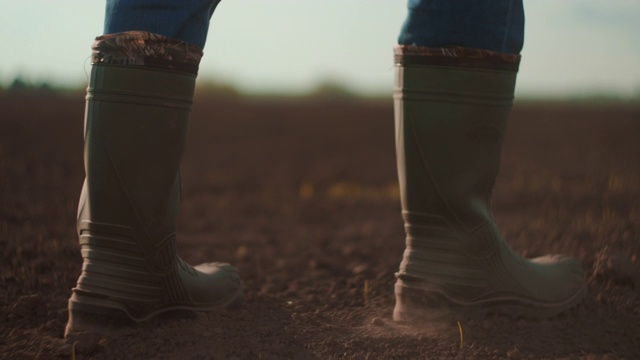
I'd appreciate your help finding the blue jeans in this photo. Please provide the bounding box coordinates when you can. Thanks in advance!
[398,0,524,54]
[104,0,221,49]
[104,0,524,54]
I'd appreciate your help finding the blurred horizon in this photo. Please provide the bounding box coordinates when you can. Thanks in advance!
[4,79,640,104]
[1,1,639,99]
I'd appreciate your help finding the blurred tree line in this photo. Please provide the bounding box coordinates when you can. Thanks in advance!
[2,76,56,93]
[2,74,638,102]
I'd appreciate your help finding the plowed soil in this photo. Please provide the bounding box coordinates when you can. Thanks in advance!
[1,93,639,359]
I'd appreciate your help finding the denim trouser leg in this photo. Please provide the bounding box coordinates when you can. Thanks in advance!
[103,0,221,48]
[398,0,525,54]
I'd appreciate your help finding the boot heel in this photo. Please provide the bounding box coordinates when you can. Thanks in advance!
[393,281,458,323]
[65,296,135,338]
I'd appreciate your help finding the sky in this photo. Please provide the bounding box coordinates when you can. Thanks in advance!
[1,0,639,98]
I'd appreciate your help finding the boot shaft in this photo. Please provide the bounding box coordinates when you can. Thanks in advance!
[82,64,195,240]
[393,46,519,232]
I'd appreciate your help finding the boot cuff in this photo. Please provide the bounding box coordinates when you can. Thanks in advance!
[92,31,203,75]
[394,45,520,71]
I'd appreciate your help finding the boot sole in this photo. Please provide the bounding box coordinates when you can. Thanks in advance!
[392,280,587,323]
[64,287,244,338]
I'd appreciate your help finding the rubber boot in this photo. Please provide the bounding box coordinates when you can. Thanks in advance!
[392,46,586,322]
[65,32,243,337]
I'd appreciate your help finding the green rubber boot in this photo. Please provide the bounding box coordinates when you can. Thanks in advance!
[392,46,586,322]
[65,32,243,337]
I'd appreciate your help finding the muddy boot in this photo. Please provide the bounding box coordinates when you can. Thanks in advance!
[392,46,586,322]
[65,32,243,337]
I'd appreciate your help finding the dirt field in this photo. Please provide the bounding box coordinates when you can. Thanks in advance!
[1,92,639,359]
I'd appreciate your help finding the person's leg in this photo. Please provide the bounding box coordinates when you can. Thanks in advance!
[392,0,586,322]
[65,1,243,338]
